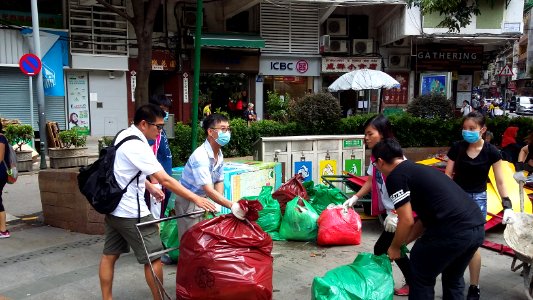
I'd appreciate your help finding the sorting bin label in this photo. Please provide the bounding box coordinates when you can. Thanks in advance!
[343,139,363,149]
[294,161,313,182]
[319,160,337,183]
[344,159,362,176]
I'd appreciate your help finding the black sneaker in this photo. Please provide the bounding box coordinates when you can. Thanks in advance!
[466,285,480,300]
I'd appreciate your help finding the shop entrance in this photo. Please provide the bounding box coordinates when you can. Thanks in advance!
[200,73,250,119]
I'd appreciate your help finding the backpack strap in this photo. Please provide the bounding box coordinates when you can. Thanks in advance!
[115,135,142,149]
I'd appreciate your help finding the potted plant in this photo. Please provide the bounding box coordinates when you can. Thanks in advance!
[4,124,34,172]
[48,128,88,169]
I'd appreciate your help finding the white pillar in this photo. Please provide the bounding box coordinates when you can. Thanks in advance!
[255,76,264,120]
[313,76,321,93]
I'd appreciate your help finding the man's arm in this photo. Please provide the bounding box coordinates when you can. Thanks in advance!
[151,170,217,212]
[202,182,232,209]
[145,180,164,202]
[387,202,414,260]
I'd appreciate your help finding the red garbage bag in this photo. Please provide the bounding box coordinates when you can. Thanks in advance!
[272,174,309,215]
[176,200,273,300]
[317,205,362,246]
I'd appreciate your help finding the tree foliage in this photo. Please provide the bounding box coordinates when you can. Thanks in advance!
[96,0,161,108]
[407,0,493,32]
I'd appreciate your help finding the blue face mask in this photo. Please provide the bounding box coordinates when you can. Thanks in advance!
[462,130,480,144]
[163,111,169,122]
[215,131,231,146]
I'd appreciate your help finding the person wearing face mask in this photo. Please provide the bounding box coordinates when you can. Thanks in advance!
[147,95,173,220]
[175,113,246,242]
[445,111,516,300]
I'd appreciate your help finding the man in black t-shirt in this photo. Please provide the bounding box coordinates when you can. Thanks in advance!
[372,139,485,300]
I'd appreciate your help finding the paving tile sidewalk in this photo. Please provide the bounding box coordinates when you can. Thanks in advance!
[0,136,529,299]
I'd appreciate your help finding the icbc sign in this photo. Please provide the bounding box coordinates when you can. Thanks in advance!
[270,62,293,70]
[270,60,309,73]
[295,60,308,73]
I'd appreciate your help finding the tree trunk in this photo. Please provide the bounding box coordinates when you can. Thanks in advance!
[135,33,152,108]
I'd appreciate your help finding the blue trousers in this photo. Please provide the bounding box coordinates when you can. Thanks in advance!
[409,225,484,300]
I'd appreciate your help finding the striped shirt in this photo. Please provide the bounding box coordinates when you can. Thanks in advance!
[180,140,224,196]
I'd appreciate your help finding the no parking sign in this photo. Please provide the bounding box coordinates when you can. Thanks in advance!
[19,53,42,76]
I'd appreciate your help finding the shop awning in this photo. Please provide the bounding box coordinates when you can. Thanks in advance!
[198,34,265,48]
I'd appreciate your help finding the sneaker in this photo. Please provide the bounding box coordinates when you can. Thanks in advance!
[394,284,409,296]
[160,254,176,265]
[0,230,10,238]
[466,285,480,300]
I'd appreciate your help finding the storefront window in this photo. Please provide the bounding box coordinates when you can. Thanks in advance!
[263,76,311,101]
[199,73,249,118]
[322,75,379,116]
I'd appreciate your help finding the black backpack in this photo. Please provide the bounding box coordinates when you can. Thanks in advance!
[78,135,142,215]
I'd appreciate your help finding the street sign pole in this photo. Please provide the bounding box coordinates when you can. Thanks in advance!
[191,0,203,151]
[31,0,47,169]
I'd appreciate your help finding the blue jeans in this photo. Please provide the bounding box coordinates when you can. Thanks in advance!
[409,225,485,300]
[465,191,487,219]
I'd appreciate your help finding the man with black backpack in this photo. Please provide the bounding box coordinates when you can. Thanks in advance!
[98,104,217,300]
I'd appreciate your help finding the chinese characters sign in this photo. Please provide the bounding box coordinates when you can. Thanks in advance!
[383,72,409,105]
[321,57,382,73]
[151,50,176,71]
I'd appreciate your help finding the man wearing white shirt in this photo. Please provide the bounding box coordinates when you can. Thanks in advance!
[98,104,218,300]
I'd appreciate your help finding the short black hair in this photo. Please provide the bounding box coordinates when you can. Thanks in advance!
[149,95,172,108]
[371,138,404,164]
[134,104,165,125]
[202,113,229,134]
[363,114,394,139]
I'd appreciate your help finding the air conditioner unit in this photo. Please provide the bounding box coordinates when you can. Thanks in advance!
[319,35,331,53]
[388,55,409,68]
[352,39,373,55]
[326,18,347,36]
[329,40,349,53]
[392,38,409,47]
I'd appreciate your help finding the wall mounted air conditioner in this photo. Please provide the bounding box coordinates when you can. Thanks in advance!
[326,18,347,36]
[319,35,331,53]
[329,40,349,53]
[391,38,409,47]
[352,39,373,55]
[388,55,409,68]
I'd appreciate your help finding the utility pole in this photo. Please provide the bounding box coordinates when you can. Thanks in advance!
[191,0,203,151]
[31,0,48,169]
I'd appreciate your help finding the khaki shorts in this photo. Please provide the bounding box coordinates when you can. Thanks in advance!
[103,214,163,264]
[174,194,206,242]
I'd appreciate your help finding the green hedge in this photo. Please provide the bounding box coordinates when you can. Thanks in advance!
[169,114,533,166]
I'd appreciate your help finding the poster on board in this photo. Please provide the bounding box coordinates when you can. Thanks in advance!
[457,75,473,91]
[420,73,449,98]
[66,72,90,135]
[456,92,472,108]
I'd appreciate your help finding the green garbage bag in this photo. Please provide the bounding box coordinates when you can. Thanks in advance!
[303,180,316,198]
[310,184,346,215]
[279,196,319,241]
[159,204,179,261]
[256,186,282,232]
[312,253,394,300]
[242,187,285,241]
